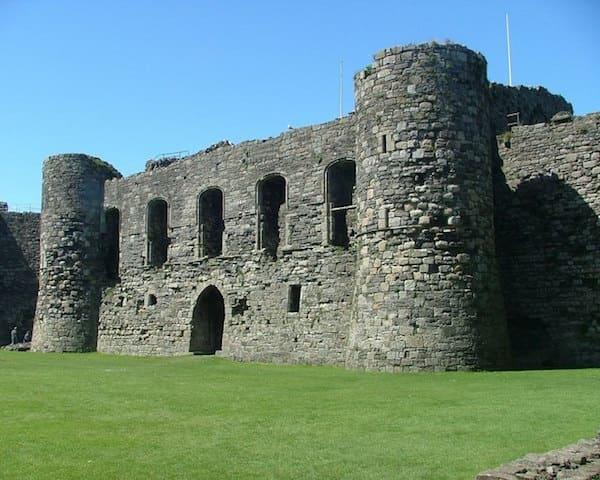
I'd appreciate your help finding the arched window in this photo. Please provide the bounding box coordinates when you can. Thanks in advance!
[257,175,286,259]
[147,198,168,266]
[198,188,224,257]
[104,207,120,279]
[326,160,356,247]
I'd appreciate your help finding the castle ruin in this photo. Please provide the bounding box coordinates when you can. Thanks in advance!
[3,42,599,371]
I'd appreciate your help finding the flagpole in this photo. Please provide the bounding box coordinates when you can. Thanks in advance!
[339,60,344,119]
[506,13,513,86]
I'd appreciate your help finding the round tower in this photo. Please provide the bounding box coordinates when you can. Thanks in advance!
[348,43,509,370]
[32,154,121,352]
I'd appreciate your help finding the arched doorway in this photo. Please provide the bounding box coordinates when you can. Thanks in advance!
[190,286,224,354]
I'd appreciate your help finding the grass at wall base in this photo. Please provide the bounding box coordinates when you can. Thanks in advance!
[2,352,598,480]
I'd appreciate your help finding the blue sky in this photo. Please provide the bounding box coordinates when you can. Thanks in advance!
[1,0,598,211]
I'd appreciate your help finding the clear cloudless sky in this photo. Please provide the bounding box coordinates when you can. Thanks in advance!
[1,0,598,211]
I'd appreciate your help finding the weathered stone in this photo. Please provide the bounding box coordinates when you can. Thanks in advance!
[0,41,591,372]
[0,212,39,345]
[477,433,600,480]
[552,110,574,124]
[31,154,121,353]
[489,84,572,134]
[496,112,600,369]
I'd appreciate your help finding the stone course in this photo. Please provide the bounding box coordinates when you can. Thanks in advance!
[489,83,573,135]
[32,154,121,352]
[0,211,39,345]
[477,431,600,480]
[496,113,600,368]
[348,43,509,370]
[19,41,599,372]
[97,117,356,363]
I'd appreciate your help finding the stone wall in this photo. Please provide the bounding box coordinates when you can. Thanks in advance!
[489,83,573,135]
[98,117,357,364]
[496,113,600,368]
[27,41,599,371]
[32,154,121,352]
[477,431,600,479]
[347,43,509,371]
[0,212,39,345]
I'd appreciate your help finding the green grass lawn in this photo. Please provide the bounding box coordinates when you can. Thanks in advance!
[1,352,598,480]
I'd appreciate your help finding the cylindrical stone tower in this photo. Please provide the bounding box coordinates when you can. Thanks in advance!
[32,154,121,352]
[347,43,509,370]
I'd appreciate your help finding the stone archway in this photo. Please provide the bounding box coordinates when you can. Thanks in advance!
[190,286,224,354]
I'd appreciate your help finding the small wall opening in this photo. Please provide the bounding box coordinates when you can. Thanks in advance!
[145,293,157,306]
[147,198,168,266]
[288,285,301,313]
[104,207,120,279]
[199,188,224,257]
[380,134,388,153]
[231,297,249,316]
[190,286,225,354]
[257,175,286,258]
[326,160,356,247]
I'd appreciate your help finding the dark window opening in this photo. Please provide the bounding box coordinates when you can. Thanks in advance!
[231,297,249,317]
[145,293,157,306]
[199,188,224,257]
[380,134,388,153]
[288,285,301,313]
[104,208,120,279]
[147,198,168,266]
[327,160,356,247]
[257,175,286,259]
[190,286,225,354]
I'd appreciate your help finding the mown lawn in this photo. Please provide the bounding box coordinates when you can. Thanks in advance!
[1,352,598,480]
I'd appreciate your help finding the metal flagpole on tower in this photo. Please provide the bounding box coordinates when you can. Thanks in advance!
[506,13,513,86]
[339,60,344,119]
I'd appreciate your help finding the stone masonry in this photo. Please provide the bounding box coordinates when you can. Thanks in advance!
[496,113,600,369]
[18,42,599,371]
[31,155,121,352]
[0,211,39,345]
[477,431,600,480]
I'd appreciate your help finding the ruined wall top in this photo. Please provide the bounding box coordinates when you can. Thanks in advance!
[490,83,573,134]
[359,42,486,75]
[44,153,122,180]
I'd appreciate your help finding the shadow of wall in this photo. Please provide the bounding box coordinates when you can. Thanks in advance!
[494,115,600,369]
[496,174,600,368]
[0,213,40,345]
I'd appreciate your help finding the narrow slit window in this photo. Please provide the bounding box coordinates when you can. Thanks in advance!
[288,285,301,313]
[380,134,387,153]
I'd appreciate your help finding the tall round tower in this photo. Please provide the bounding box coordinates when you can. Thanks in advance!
[348,43,509,370]
[32,154,121,352]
